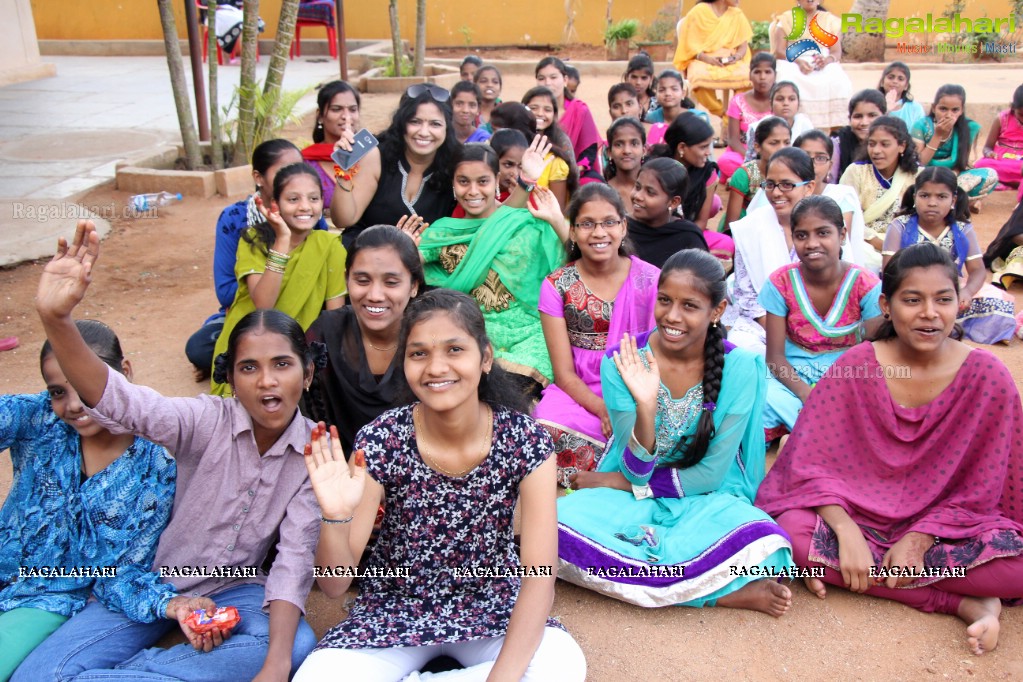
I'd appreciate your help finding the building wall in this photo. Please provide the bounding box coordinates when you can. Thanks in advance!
[28,1,1020,46]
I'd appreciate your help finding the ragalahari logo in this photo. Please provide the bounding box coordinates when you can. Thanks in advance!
[783,6,839,62]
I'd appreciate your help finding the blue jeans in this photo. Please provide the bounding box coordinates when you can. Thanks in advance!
[13,584,317,682]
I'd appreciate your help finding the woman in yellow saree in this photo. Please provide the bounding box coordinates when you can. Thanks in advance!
[673,0,753,119]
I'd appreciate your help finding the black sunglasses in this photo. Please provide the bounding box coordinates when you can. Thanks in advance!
[406,83,451,102]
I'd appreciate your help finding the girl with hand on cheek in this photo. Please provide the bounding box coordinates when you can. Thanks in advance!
[211,163,346,396]
[882,167,1016,344]
[0,320,174,681]
[878,61,924,131]
[829,89,886,183]
[294,290,586,681]
[759,243,1023,657]
[913,84,999,210]
[534,184,660,487]
[557,250,794,615]
[761,195,881,433]
[27,221,322,682]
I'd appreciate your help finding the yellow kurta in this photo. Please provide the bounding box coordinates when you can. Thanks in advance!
[673,3,753,93]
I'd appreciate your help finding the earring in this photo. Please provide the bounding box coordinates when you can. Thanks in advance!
[315,120,323,131]
[712,320,719,328]
[883,313,890,319]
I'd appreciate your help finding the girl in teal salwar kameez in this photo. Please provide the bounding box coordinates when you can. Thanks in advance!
[557,250,794,613]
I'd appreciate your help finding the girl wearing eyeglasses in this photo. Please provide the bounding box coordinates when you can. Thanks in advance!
[331,85,460,251]
[747,130,869,270]
[728,147,843,354]
[533,183,659,487]
[419,138,568,398]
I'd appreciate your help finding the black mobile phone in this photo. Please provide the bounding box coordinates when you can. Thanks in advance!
[331,128,379,171]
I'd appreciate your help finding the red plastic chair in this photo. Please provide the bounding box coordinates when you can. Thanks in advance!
[290,1,337,59]
[198,1,259,65]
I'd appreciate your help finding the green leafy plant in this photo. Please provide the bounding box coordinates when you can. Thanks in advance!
[643,4,677,42]
[605,18,640,46]
[220,81,312,154]
[751,21,771,53]
[373,54,415,77]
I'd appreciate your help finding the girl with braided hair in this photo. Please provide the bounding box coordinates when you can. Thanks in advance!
[556,249,794,613]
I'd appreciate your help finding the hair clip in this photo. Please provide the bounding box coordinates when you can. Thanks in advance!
[702,401,716,412]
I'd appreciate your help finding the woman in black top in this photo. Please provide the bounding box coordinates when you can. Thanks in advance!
[330,85,461,251]
[627,157,708,268]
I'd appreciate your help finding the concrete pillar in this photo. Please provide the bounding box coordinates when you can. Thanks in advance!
[0,0,56,86]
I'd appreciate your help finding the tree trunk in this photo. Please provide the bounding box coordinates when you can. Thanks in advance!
[262,0,300,142]
[388,0,402,77]
[208,0,222,170]
[563,0,576,44]
[233,0,261,166]
[157,0,201,169]
[413,0,426,77]
[841,0,890,62]
[606,0,613,30]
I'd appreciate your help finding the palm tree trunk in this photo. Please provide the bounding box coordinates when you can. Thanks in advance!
[262,0,300,142]
[388,0,402,77]
[157,0,201,169]
[233,0,261,166]
[208,0,223,170]
[841,0,890,62]
[413,0,426,76]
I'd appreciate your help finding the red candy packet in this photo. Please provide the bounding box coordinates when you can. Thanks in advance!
[185,606,240,634]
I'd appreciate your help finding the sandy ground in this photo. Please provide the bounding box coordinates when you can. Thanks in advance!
[2,74,1023,680]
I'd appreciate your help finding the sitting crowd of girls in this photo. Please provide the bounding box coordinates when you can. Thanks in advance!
[5,53,1023,682]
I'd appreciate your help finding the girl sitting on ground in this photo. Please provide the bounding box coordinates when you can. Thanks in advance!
[878,61,925,131]
[828,89,887,183]
[724,116,791,227]
[626,157,710,270]
[975,84,1023,190]
[718,52,777,181]
[603,117,646,210]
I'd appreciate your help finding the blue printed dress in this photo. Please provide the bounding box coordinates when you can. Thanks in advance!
[557,332,793,607]
[0,393,175,618]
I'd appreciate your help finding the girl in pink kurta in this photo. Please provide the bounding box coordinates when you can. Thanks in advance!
[757,243,1023,656]
[975,85,1023,188]
[718,52,776,181]
[534,184,659,487]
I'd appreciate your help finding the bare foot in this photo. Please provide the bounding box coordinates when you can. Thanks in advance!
[958,596,1001,655]
[802,575,827,599]
[717,579,792,617]
[570,470,629,491]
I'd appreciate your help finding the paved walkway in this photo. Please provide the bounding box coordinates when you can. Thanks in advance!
[0,54,1019,265]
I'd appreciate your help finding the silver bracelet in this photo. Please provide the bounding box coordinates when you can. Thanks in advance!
[321,515,354,524]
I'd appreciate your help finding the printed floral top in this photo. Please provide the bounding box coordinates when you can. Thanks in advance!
[316,404,559,650]
[543,263,614,352]
[0,392,175,618]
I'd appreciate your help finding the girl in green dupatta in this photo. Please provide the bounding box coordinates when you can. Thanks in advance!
[211,163,347,395]
[420,137,568,394]
[840,116,920,274]
[912,84,999,207]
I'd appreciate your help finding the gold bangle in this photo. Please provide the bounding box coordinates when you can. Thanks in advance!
[925,143,939,151]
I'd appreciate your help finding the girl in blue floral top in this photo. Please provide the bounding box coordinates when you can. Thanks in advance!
[0,320,175,681]
[295,289,586,681]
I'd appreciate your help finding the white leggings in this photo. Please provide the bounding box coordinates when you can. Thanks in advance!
[293,626,585,682]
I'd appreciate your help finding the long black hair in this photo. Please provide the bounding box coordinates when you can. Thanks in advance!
[212,309,324,385]
[394,289,532,414]
[313,80,361,143]
[638,157,689,219]
[489,102,538,141]
[242,162,322,255]
[658,249,727,469]
[873,243,961,341]
[767,146,815,182]
[652,112,715,220]
[624,52,656,102]
[928,84,972,172]
[877,62,914,102]
[377,89,460,194]
[41,319,126,375]
[521,86,579,195]
[252,139,302,176]
[535,56,574,101]
[752,116,791,159]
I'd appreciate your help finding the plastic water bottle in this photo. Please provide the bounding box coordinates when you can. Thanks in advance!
[130,192,182,211]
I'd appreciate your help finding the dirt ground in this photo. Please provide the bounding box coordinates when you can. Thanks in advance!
[2,76,1023,680]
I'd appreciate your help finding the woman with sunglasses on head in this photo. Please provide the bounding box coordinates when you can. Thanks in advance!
[331,85,461,251]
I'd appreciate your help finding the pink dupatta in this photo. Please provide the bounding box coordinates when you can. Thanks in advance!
[757,342,1023,541]
[561,99,601,164]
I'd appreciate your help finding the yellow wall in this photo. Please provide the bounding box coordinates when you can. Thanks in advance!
[30,0,1021,45]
